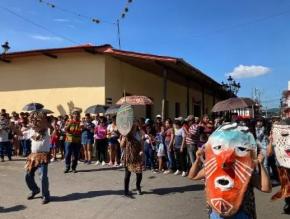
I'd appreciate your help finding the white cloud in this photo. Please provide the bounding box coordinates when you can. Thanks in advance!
[53,18,70,22]
[30,35,63,41]
[227,65,271,79]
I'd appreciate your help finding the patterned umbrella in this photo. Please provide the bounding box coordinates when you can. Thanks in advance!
[116,95,153,105]
[211,97,256,112]
[22,102,44,111]
[85,105,106,114]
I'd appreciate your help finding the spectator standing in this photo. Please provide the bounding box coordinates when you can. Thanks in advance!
[64,110,82,173]
[94,117,107,166]
[173,118,187,177]
[163,119,175,174]
[81,113,95,164]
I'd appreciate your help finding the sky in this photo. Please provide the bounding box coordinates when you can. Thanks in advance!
[0,0,289,109]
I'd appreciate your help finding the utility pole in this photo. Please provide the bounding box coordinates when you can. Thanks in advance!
[117,19,121,49]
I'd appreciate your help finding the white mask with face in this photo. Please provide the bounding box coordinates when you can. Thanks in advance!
[272,124,290,168]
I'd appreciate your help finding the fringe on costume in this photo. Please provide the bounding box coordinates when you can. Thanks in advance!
[272,167,290,200]
[25,152,50,172]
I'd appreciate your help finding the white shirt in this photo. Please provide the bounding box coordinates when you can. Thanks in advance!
[21,127,32,140]
[30,130,50,153]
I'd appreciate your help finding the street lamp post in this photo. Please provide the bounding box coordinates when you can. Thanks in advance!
[1,41,10,54]
[221,76,241,96]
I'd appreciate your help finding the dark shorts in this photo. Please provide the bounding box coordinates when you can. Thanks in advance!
[108,137,119,145]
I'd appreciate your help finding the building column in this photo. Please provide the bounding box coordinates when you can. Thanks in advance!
[161,69,168,121]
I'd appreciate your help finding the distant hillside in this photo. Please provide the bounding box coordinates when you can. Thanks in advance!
[267,108,280,113]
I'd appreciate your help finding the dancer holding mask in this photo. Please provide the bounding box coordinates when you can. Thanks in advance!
[188,123,271,219]
[117,104,144,196]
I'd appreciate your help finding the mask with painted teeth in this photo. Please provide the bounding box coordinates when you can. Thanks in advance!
[204,122,256,217]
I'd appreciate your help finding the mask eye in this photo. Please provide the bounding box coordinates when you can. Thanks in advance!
[213,145,222,150]
[238,147,247,151]
[212,144,223,155]
[235,145,250,157]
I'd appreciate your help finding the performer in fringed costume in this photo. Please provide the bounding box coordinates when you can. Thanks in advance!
[268,118,290,214]
[120,121,144,196]
[25,111,51,204]
[188,123,271,219]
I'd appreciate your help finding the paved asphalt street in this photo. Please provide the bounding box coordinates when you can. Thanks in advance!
[0,158,289,219]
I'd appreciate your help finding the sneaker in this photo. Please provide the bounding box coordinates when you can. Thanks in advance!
[164,170,172,175]
[87,161,91,165]
[95,161,100,165]
[84,160,88,164]
[42,197,50,205]
[108,161,113,166]
[27,189,40,200]
[124,191,132,197]
[50,158,55,162]
[136,190,142,195]
[64,169,70,174]
[101,161,106,166]
[72,169,77,173]
[174,170,181,175]
[181,171,187,177]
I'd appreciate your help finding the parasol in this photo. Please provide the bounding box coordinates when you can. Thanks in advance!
[105,105,120,115]
[211,97,256,112]
[116,95,153,105]
[85,105,106,114]
[22,103,44,111]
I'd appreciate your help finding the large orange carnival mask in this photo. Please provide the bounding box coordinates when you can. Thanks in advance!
[204,123,256,217]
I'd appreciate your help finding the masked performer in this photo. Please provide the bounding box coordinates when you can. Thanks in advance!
[268,118,290,214]
[188,123,271,219]
[120,120,144,196]
[25,111,50,204]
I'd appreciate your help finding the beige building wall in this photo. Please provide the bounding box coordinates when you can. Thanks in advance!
[105,56,208,119]
[0,52,106,115]
[105,56,163,117]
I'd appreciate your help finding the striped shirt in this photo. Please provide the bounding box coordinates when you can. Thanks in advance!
[185,124,199,145]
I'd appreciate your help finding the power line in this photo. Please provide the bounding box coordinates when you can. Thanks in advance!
[37,0,115,25]
[0,5,79,44]
[192,7,290,38]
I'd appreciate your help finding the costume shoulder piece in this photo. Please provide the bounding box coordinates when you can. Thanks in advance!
[204,122,256,217]
[271,123,290,200]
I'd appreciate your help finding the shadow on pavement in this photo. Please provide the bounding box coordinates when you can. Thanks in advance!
[149,184,204,195]
[76,167,123,173]
[51,189,126,202]
[0,205,26,213]
[51,184,204,202]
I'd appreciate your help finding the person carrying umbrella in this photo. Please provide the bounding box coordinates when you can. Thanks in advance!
[64,109,82,173]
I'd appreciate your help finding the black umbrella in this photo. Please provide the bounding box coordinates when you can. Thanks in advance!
[105,105,120,115]
[22,103,44,111]
[39,109,54,114]
[85,105,106,114]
